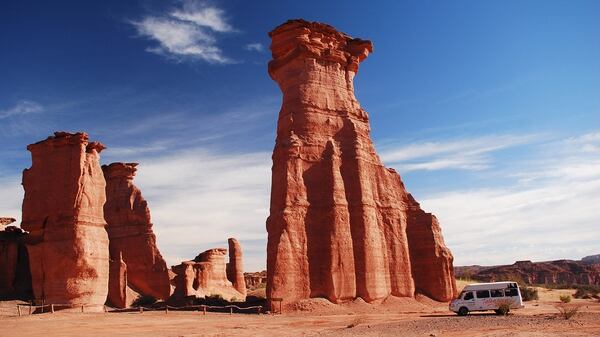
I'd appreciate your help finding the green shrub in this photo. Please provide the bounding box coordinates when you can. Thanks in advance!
[520,286,539,301]
[559,295,571,303]
[131,295,157,307]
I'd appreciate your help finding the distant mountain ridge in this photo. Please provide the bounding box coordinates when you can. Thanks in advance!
[455,255,600,286]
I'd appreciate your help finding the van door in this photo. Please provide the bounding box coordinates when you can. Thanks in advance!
[462,291,476,310]
[475,290,491,310]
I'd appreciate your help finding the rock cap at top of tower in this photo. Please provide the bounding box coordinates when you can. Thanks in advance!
[26,131,106,154]
[268,19,373,77]
[102,162,139,179]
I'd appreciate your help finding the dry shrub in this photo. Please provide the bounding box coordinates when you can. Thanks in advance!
[559,295,571,303]
[495,299,512,315]
[555,304,581,320]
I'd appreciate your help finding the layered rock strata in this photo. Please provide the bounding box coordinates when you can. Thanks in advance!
[171,245,246,302]
[102,162,171,301]
[266,19,457,304]
[21,132,109,308]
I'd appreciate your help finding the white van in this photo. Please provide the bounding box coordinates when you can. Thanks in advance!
[450,281,524,316]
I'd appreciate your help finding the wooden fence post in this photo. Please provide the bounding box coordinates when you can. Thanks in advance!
[203,306,206,315]
[139,306,143,313]
[51,304,55,313]
[29,305,32,315]
[81,305,84,313]
[229,307,233,315]
[17,305,21,316]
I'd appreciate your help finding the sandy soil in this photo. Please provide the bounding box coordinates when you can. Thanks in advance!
[2,295,599,336]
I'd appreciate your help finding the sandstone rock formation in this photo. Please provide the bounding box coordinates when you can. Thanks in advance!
[171,242,246,302]
[102,162,171,302]
[0,217,16,231]
[266,19,456,304]
[0,226,32,299]
[244,271,267,290]
[406,195,457,301]
[226,238,246,296]
[21,132,109,309]
[455,258,600,286]
[107,252,128,308]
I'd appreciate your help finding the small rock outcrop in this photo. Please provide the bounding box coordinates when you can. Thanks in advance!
[0,226,32,299]
[244,271,267,290]
[171,241,246,302]
[226,238,246,296]
[266,20,457,304]
[21,132,109,309]
[102,162,171,303]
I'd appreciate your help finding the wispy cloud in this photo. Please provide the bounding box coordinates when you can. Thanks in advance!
[0,100,43,119]
[415,131,600,266]
[131,1,235,63]
[380,134,541,172]
[244,42,264,52]
[133,148,271,270]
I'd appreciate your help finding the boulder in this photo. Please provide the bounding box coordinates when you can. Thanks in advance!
[21,132,109,309]
[265,20,457,304]
[102,162,171,302]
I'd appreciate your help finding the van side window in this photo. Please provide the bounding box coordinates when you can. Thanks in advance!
[505,288,519,297]
[463,291,474,300]
[491,289,504,297]
[476,290,490,298]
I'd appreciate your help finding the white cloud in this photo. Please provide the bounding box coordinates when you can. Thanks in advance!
[133,148,271,271]
[244,43,264,52]
[171,6,234,33]
[380,134,541,172]
[0,100,43,119]
[413,131,600,266]
[131,1,235,63]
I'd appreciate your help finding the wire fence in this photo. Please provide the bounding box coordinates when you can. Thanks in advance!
[13,303,265,316]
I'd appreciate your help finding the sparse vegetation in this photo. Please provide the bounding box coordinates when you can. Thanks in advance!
[559,295,571,303]
[131,295,157,307]
[520,286,539,301]
[555,304,581,320]
[495,300,512,315]
[573,285,600,299]
[206,294,224,301]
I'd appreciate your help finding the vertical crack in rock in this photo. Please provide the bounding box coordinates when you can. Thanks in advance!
[266,19,457,304]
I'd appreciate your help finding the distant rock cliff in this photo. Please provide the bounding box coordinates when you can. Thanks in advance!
[455,256,600,285]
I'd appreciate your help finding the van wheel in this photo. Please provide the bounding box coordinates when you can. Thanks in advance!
[458,307,469,316]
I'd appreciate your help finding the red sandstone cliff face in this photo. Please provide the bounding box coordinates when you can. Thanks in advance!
[102,163,171,302]
[21,132,109,308]
[406,195,457,301]
[266,20,457,304]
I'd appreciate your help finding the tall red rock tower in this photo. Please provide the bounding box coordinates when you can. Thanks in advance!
[266,20,456,304]
[102,162,171,302]
[21,132,109,308]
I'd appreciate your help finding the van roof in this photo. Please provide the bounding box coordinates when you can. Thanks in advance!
[461,281,519,291]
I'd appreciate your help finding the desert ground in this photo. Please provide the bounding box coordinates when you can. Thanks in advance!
[1,282,599,337]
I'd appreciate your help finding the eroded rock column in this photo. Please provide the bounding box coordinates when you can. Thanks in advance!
[21,132,109,308]
[102,162,171,301]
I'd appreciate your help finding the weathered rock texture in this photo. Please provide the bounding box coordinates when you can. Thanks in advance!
[226,238,247,296]
[406,195,457,301]
[0,226,32,299]
[102,162,171,302]
[266,19,456,304]
[244,271,267,290]
[21,132,109,308]
[171,244,246,302]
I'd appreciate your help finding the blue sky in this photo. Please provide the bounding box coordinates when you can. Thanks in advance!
[1,0,599,271]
